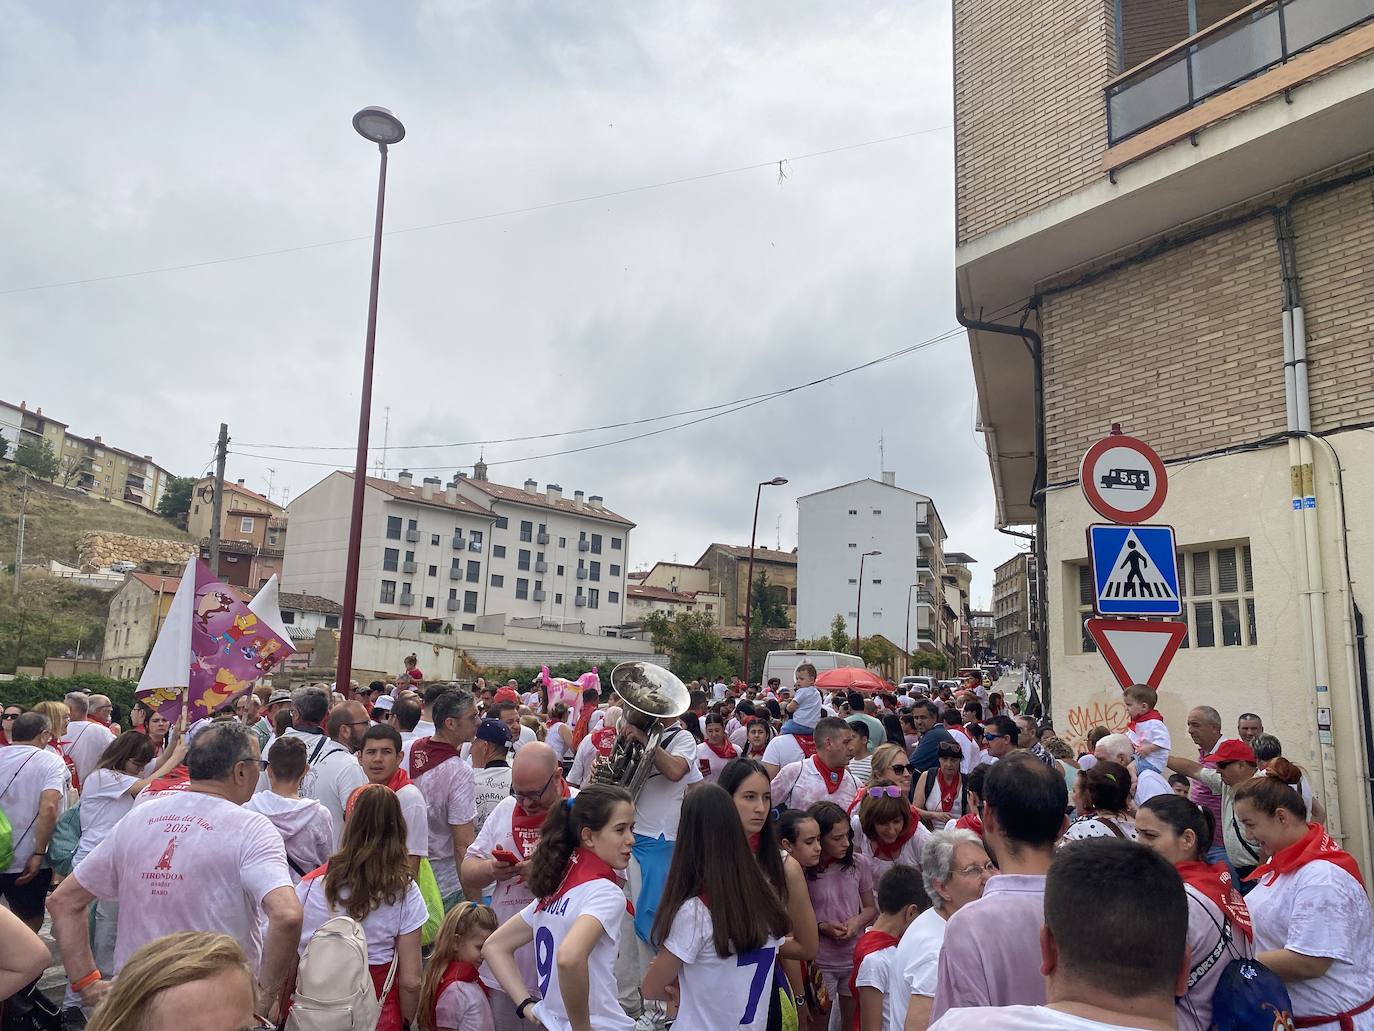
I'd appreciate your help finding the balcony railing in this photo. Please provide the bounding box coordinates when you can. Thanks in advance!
[1108,0,1374,144]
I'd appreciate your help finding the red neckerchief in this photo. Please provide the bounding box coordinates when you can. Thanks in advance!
[1176,860,1253,941]
[747,832,762,853]
[536,847,630,913]
[947,723,970,739]
[571,705,596,749]
[936,769,961,813]
[301,862,328,881]
[706,738,738,760]
[384,767,412,792]
[847,930,900,1028]
[427,960,487,1029]
[1126,708,1164,733]
[146,764,189,794]
[870,810,920,860]
[794,733,817,759]
[591,726,618,758]
[812,755,845,794]
[52,742,81,792]
[953,811,983,836]
[509,781,571,859]
[1246,822,1365,888]
[409,736,460,777]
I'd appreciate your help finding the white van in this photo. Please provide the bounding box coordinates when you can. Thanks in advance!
[761,650,865,689]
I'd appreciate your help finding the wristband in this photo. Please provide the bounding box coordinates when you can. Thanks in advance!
[516,997,537,1020]
[73,970,102,992]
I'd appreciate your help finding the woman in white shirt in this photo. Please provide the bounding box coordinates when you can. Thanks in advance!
[483,784,637,1031]
[643,784,790,1031]
[544,703,573,762]
[695,714,739,783]
[1234,769,1374,1029]
[1252,733,1328,825]
[292,784,426,1031]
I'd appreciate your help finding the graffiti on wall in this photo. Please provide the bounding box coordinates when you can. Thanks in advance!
[1063,695,1130,755]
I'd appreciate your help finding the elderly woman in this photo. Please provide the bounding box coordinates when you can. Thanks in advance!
[885,828,994,1031]
[1062,761,1136,842]
[911,741,967,827]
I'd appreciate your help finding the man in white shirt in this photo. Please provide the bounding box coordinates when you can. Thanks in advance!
[889,828,992,1031]
[770,717,860,813]
[468,718,513,833]
[48,721,303,1019]
[261,689,369,849]
[493,701,536,754]
[929,838,1187,1031]
[357,724,428,873]
[0,712,68,930]
[61,692,114,786]
[1095,733,1172,806]
[614,714,701,1026]
[411,688,479,907]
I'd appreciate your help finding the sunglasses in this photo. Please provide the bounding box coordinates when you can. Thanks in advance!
[2,713,19,721]
[888,763,909,775]
[865,786,903,799]
[984,732,1008,741]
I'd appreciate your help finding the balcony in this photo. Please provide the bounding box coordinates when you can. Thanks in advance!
[575,595,587,607]
[1108,0,1374,145]
[537,531,550,544]
[576,567,588,580]
[402,561,417,574]
[452,535,463,549]
[447,597,460,612]
[535,560,548,573]
[405,528,420,542]
[449,568,462,580]
[399,591,415,606]
[578,539,590,551]
[533,589,546,602]
[916,521,934,546]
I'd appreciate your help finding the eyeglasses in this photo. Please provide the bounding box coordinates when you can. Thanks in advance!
[1,713,19,721]
[888,763,909,775]
[957,861,997,877]
[865,786,902,799]
[511,770,559,804]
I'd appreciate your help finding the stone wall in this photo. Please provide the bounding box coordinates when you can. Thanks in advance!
[78,531,197,572]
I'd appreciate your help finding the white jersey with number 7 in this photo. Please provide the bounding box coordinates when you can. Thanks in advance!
[662,898,782,1031]
[518,879,633,1031]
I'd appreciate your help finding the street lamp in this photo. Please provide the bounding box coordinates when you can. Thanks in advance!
[742,477,789,686]
[336,106,405,694]
[855,550,882,656]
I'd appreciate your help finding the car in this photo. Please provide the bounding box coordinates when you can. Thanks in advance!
[762,650,865,689]
[111,560,138,574]
[899,675,935,694]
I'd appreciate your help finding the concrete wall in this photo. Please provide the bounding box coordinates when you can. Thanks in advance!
[1046,429,1374,870]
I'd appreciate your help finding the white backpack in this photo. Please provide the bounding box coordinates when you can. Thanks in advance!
[285,914,396,1031]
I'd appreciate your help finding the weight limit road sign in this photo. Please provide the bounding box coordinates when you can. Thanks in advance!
[1080,430,1168,524]
[1086,618,1187,691]
[1088,524,1181,616]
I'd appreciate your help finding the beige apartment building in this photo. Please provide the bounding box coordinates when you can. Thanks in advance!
[992,553,1036,667]
[957,0,1374,868]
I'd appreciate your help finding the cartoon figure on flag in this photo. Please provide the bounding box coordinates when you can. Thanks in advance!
[136,558,295,722]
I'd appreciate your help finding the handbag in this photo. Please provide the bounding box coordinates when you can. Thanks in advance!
[1,979,62,1031]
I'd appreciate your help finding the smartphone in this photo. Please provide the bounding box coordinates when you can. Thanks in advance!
[492,847,520,865]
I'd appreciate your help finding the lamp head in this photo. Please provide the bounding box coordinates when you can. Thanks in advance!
[353,107,406,145]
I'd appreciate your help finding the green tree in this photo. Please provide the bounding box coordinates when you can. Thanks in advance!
[13,437,58,480]
[859,635,897,669]
[641,610,735,683]
[828,614,851,654]
[750,571,790,629]
[911,649,949,673]
[157,475,196,527]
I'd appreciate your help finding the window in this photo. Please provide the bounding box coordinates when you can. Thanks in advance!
[520,520,533,542]
[449,588,458,600]
[462,623,476,631]
[239,517,254,533]
[848,578,858,585]
[609,591,620,603]
[872,579,882,585]
[405,550,415,563]
[518,549,531,571]
[557,564,565,576]
[451,556,462,570]
[280,610,296,624]
[559,536,567,548]
[464,591,478,613]
[590,561,601,582]
[848,542,857,549]
[591,534,602,554]
[386,516,402,540]
[848,610,857,618]
[470,530,483,547]
[611,537,622,550]
[324,614,340,629]
[425,596,435,609]
[535,579,544,593]
[383,548,399,572]
[268,531,279,546]
[380,580,396,604]
[495,516,509,529]
[407,518,418,531]
[494,545,507,558]
[538,523,547,536]
[428,564,437,577]
[610,564,620,577]
[577,586,584,600]
[466,560,480,583]
[516,578,529,600]
[431,534,440,546]
[848,509,858,515]
[580,531,587,544]
[873,509,882,515]
[491,574,504,587]
[555,593,563,604]
[1072,542,1255,653]
[589,588,600,609]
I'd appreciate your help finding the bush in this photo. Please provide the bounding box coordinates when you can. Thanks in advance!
[1,673,140,728]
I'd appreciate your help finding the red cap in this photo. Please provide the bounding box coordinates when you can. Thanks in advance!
[1202,738,1256,765]
[492,687,520,705]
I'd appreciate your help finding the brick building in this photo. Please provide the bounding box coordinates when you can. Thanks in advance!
[956,0,1374,868]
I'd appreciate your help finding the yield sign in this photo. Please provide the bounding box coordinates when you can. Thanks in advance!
[1086,618,1187,691]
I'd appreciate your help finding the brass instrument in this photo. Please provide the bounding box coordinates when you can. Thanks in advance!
[590,661,691,801]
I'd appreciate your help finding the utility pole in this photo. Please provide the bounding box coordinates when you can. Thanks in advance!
[208,423,229,575]
[13,473,29,597]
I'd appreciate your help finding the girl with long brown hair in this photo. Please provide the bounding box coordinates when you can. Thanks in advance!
[417,901,499,1031]
[291,784,426,1031]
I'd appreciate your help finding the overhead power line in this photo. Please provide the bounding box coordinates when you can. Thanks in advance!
[1,124,951,297]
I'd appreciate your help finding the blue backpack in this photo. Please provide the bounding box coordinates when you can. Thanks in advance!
[1194,906,1295,1031]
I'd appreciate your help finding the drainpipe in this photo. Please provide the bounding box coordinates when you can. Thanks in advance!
[957,302,1050,715]
[1274,206,1345,839]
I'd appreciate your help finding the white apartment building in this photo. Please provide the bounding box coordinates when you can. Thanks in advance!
[453,463,634,636]
[797,474,947,654]
[282,471,496,628]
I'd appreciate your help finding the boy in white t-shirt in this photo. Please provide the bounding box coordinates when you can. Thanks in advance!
[1123,684,1171,777]
[779,663,822,737]
[853,865,930,1031]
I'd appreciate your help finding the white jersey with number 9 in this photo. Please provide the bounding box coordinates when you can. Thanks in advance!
[662,898,782,1031]
[518,878,633,1031]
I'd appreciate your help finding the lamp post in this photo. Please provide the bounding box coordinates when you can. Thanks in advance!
[336,106,405,694]
[741,476,789,686]
[904,582,919,674]
[854,550,881,657]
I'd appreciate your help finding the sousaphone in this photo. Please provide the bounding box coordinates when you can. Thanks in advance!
[590,661,690,801]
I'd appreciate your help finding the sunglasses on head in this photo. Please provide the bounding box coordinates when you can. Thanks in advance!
[865,786,902,799]
[938,749,963,759]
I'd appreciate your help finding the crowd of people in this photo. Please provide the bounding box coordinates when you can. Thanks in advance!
[0,662,1370,1031]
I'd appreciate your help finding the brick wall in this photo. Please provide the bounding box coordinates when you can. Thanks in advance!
[954,0,1116,243]
[1292,178,1374,429]
[1040,217,1287,483]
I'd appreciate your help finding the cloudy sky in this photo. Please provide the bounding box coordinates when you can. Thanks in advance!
[2,1,1023,606]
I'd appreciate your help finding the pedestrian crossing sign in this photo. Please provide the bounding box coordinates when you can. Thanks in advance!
[1088,524,1181,616]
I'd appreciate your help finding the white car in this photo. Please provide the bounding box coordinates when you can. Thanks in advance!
[111,560,138,573]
